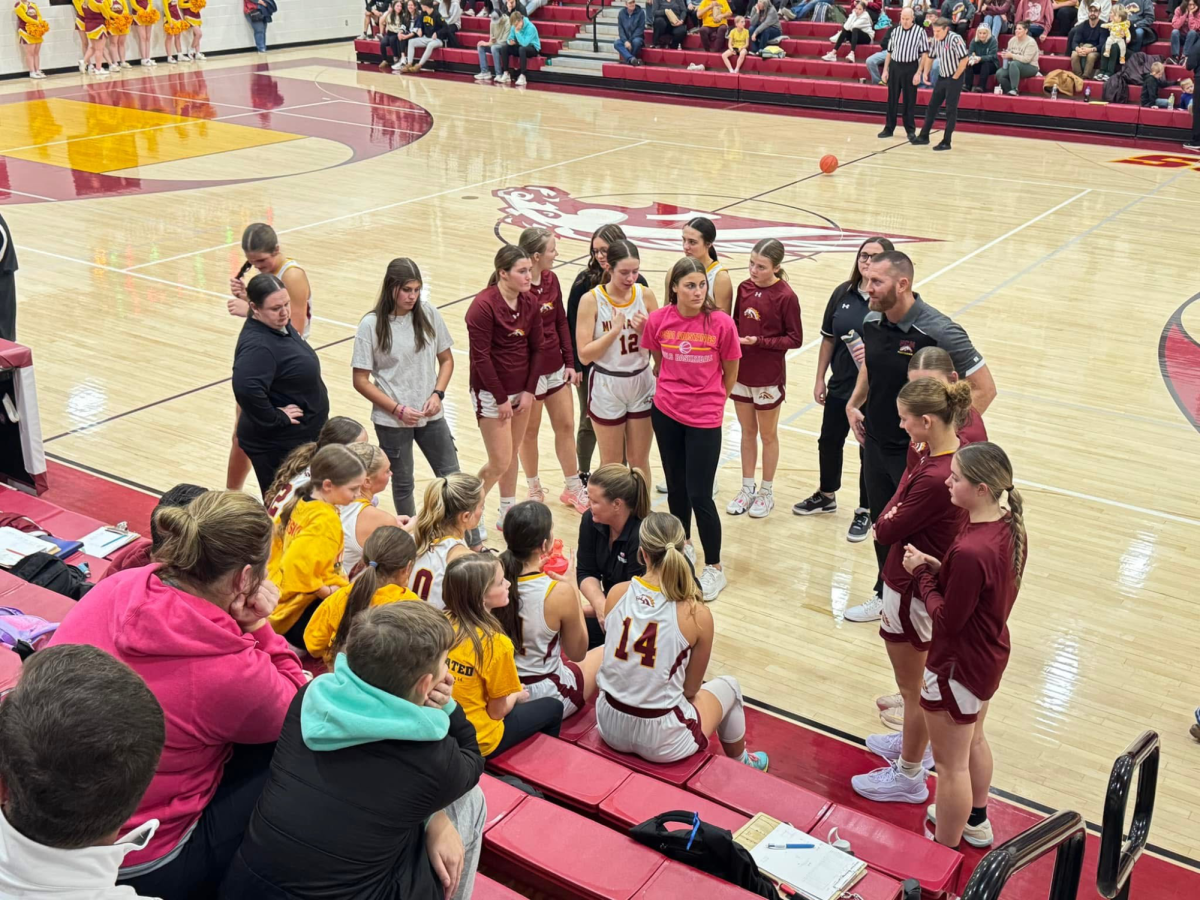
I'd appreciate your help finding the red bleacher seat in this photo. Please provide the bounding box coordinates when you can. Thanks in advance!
[577,723,714,786]
[558,699,597,743]
[488,733,630,812]
[473,874,527,900]
[814,805,962,898]
[634,860,764,899]
[0,570,79,692]
[598,772,749,833]
[686,755,830,832]
[479,774,528,832]
[485,796,666,900]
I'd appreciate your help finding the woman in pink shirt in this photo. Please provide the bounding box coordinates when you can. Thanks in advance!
[642,257,741,602]
[48,490,307,900]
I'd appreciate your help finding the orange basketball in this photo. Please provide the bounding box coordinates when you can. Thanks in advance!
[820,154,839,174]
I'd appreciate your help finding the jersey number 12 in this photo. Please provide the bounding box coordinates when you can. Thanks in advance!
[613,618,658,668]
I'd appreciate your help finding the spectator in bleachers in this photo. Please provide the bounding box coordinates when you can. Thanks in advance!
[0,645,165,900]
[476,6,511,77]
[377,0,409,68]
[615,0,646,63]
[503,10,540,85]
[339,443,400,573]
[864,24,892,83]
[99,482,207,580]
[698,0,732,51]
[363,0,389,37]
[1014,0,1052,37]
[963,22,999,89]
[1049,0,1078,35]
[723,14,751,68]
[995,19,1039,92]
[788,0,827,21]
[48,491,307,899]
[1170,0,1200,64]
[1098,2,1129,73]
[264,416,368,519]
[825,1,875,60]
[1068,3,1105,77]
[221,602,487,900]
[401,0,444,72]
[526,0,547,15]
[939,0,976,38]
[1125,0,1154,54]
[980,0,1012,37]
[437,0,462,46]
[652,0,688,48]
[749,0,782,49]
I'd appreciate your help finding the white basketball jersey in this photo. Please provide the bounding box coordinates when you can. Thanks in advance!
[339,499,369,572]
[277,259,313,340]
[265,468,310,519]
[596,577,693,710]
[705,259,727,299]
[592,284,649,373]
[514,573,565,680]
[412,536,467,610]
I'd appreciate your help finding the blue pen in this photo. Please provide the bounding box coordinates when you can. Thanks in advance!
[685,812,701,851]
[767,843,815,850]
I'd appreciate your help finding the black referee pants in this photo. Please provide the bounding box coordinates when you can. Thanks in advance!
[862,434,907,595]
[885,60,920,135]
[918,74,963,144]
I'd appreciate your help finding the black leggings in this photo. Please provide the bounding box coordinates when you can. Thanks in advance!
[651,404,723,566]
[120,743,276,900]
[834,28,870,52]
[281,601,320,648]
[490,696,563,757]
[817,397,868,507]
[862,434,907,595]
[653,15,687,48]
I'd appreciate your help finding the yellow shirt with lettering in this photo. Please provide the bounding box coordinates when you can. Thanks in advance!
[304,582,420,661]
[700,0,731,28]
[447,624,522,756]
[267,499,349,635]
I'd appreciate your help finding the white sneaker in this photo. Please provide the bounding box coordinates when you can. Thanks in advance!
[474,70,492,80]
[865,731,935,771]
[726,487,755,516]
[926,805,995,848]
[148,58,158,65]
[822,50,837,61]
[515,74,526,85]
[78,59,87,73]
[748,491,774,519]
[844,593,883,623]
[141,58,152,66]
[194,51,206,60]
[121,60,132,68]
[497,72,511,83]
[495,506,510,532]
[656,480,668,494]
[683,542,696,567]
[165,55,177,64]
[699,565,727,601]
[851,762,929,804]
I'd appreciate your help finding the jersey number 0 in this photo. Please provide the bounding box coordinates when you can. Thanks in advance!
[411,569,433,601]
[613,618,658,668]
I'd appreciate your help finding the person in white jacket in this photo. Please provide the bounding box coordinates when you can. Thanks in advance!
[824,0,875,59]
[0,645,166,900]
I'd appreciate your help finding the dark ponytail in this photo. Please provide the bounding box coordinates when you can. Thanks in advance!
[328,526,417,662]
[496,500,553,656]
[247,273,286,308]
[686,216,719,262]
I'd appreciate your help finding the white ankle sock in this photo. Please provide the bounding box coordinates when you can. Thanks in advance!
[742,477,755,491]
[897,757,924,778]
[499,497,515,513]
[760,480,773,494]
[565,474,582,489]
[526,477,540,490]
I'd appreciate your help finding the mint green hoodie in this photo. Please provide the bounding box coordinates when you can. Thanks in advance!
[301,654,458,751]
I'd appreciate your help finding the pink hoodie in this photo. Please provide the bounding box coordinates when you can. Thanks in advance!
[47,565,306,867]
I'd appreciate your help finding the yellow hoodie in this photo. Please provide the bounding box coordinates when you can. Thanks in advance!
[268,499,348,635]
[303,582,420,661]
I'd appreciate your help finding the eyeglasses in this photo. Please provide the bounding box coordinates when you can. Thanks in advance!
[858,252,876,261]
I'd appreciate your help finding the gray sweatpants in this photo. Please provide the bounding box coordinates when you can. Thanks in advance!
[444,785,487,900]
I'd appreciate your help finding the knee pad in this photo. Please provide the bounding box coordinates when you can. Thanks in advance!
[702,674,746,744]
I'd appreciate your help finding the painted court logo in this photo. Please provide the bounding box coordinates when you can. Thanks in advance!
[1160,294,1200,433]
[493,186,937,254]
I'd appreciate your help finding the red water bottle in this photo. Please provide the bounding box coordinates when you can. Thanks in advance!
[542,539,570,576]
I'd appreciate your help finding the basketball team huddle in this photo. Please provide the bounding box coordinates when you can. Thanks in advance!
[223,215,1028,857]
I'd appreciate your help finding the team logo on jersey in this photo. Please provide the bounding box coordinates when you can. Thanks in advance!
[1160,293,1200,433]
[493,186,937,255]
[898,340,916,356]
[743,308,761,320]
[540,301,555,314]
[512,329,526,337]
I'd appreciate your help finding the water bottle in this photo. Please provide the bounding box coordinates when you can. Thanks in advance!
[542,538,570,576]
[841,330,865,369]
[1051,85,1058,99]
[1085,85,1092,101]
[1169,93,1176,109]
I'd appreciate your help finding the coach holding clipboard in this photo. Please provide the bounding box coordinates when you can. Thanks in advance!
[232,273,330,495]
[878,6,930,141]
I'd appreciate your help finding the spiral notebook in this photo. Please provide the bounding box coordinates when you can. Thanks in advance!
[734,814,866,900]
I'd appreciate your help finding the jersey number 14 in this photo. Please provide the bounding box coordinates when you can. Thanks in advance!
[613,618,658,668]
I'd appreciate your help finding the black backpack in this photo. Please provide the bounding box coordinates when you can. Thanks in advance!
[11,552,91,601]
[629,812,778,898]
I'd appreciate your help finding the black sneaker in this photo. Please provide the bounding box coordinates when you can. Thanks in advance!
[792,491,837,515]
[847,508,871,543]
[910,134,930,145]
[877,128,894,138]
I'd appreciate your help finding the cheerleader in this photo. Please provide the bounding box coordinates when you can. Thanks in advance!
[574,240,658,484]
[515,227,589,515]
[104,0,133,69]
[465,244,544,532]
[131,0,157,64]
[850,378,972,805]
[72,0,87,71]
[180,0,204,58]
[727,239,803,520]
[82,0,111,76]
[162,0,186,63]
[902,442,1027,850]
[15,0,48,79]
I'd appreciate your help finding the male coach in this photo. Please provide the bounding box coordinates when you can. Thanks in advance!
[879,7,930,141]
[842,251,997,623]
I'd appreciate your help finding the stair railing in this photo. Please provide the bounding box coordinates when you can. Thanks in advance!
[960,810,1087,900]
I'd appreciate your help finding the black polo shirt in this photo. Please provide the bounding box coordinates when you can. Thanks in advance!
[576,511,645,594]
[862,293,984,453]
[820,280,871,401]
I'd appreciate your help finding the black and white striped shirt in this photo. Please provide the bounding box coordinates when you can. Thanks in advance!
[886,23,930,63]
[932,31,968,76]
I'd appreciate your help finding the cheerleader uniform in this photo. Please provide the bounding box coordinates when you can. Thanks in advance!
[180,0,201,25]
[586,284,655,425]
[530,270,573,400]
[83,0,107,38]
[162,0,186,34]
[72,0,86,33]
[106,0,132,35]
[132,0,159,24]
[514,572,585,716]
[15,1,47,43]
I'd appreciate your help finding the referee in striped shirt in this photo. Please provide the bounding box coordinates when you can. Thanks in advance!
[878,7,930,140]
[911,18,968,151]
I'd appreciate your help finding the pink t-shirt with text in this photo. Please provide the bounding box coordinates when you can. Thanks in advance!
[642,304,742,428]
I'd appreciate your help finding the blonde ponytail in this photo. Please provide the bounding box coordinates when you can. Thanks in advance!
[155,491,274,591]
[898,376,974,430]
[414,473,484,554]
[638,513,700,605]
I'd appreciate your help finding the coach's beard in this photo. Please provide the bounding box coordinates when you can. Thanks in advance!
[868,288,898,313]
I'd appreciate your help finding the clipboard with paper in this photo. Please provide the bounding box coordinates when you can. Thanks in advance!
[734,814,867,900]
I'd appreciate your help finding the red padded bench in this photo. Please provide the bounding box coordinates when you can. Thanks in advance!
[558,698,597,743]
[686,755,830,832]
[479,774,528,832]
[599,772,749,833]
[473,874,526,899]
[815,805,962,899]
[577,723,714,786]
[485,796,666,900]
[0,485,112,579]
[634,860,765,899]
[488,733,630,812]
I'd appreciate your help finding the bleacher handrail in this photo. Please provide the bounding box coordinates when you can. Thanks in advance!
[960,810,1087,900]
[584,0,603,52]
[1097,729,1160,900]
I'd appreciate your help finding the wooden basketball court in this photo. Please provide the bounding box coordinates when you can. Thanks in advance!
[4,42,1199,864]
